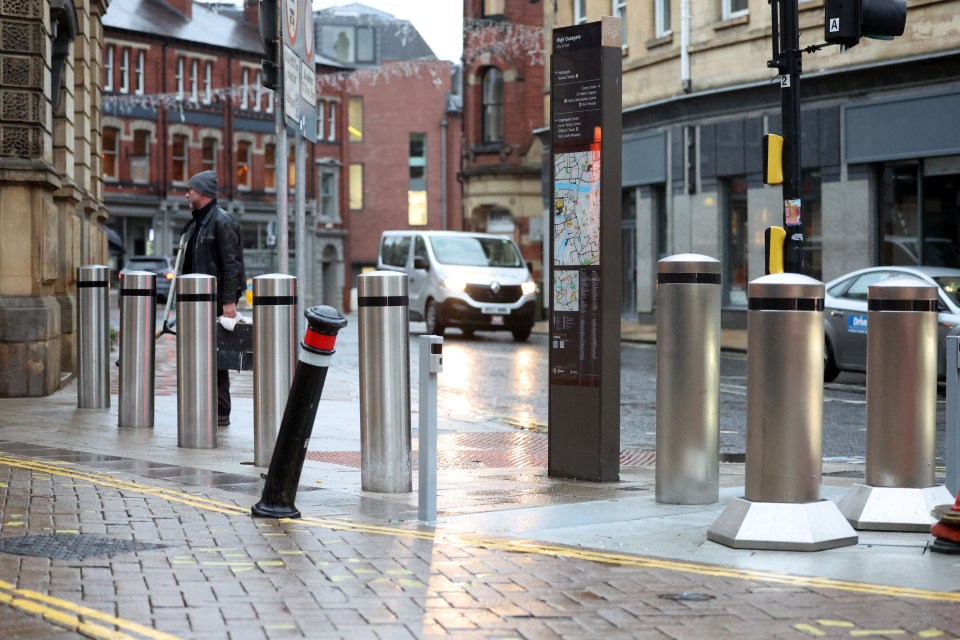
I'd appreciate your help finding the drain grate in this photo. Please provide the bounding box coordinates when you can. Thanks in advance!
[0,533,166,561]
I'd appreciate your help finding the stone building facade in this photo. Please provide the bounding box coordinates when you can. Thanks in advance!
[0,0,110,397]
[547,0,960,321]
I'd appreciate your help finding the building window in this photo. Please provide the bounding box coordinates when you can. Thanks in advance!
[656,0,672,37]
[409,133,427,226]
[328,102,337,141]
[254,71,263,111]
[723,0,749,19]
[236,140,251,189]
[481,68,504,143]
[135,50,144,95]
[723,177,749,307]
[102,126,119,180]
[131,130,150,184]
[349,164,363,209]
[203,62,212,104]
[320,25,375,64]
[190,59,199,102]
[612,0,627,44]
[574,0,587,24]
[104,45,114,91]
[202,137,217,174]
[317,102,325,140]
[241,68,250,110]
[320,170,338,219]
[264,143,276,191]
[408,191,427,226]
[119,48,129,93]
[172,134,188,184]
[267,92,274,113]
[348,97,363,142]
[176,57,184,99]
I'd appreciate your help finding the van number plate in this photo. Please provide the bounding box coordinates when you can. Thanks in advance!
[481,305,511,315]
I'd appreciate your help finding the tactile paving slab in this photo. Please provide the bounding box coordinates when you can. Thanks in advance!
[307,432,656,469]
[0,533,166,561]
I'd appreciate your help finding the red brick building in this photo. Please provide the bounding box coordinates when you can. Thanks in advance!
[461,0,546,287]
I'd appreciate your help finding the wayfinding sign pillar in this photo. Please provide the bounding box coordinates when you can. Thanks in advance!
[548,17,622,482]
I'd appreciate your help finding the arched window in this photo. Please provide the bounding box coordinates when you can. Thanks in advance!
[481,67,504,143]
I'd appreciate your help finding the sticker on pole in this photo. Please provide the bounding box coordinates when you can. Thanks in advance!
[785,199,801,226]
[829,18,840,32]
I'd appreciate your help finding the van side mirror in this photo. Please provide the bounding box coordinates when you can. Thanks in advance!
[414,256,429,271]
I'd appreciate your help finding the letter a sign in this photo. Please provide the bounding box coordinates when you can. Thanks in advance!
[829,17,840,32]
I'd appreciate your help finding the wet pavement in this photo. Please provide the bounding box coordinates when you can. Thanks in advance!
[0,310,958,638]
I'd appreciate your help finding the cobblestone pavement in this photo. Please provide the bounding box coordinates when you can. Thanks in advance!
[0,449,958,639]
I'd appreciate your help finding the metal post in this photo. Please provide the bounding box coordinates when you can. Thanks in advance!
[77,265,110,409]
[948,336,960,495]
[838,278,952,530]
[708,273,857,550]
[118,271,156,428]
[295,133,306,339]
[418,335,443,522]
[253,274,298,467]
[777,0,804,274]
[358,271,412,493]
[252,306,348,519]
[176,274,217,449]
[655,254,720,505]
[276,103,289,275]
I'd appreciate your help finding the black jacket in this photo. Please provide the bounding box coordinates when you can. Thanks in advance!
[183,201,246,311]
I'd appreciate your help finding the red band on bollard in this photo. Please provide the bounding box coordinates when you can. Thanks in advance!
[304,328,336,352]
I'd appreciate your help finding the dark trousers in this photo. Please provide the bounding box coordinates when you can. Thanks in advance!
[217,369,231,419]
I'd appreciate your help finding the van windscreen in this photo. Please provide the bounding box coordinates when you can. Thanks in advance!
[429,236,523,267]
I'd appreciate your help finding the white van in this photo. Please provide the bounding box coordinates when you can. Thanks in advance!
[377,230,538,341]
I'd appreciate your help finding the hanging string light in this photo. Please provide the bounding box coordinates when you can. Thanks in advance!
[463,18,545,66]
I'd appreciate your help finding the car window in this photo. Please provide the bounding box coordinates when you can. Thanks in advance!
[380,236,411,268]
[414,236,427,261]
[843,271,895,301]
[127,259,167,271]
[429,236,523,267]
[934,276,960,309]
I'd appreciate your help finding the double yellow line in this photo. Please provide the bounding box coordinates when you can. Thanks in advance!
[1,451,959,640]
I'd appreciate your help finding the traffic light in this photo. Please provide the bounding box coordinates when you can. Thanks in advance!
[824,0,906,49]
[259,0,280,90]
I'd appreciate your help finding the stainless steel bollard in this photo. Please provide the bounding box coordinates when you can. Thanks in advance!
[358,272,411,493]
[838,277,952,530]
[118,271,156,428]
[708,273,857,550]
[176,274,217,449]
[419,335,443,522]
[655,254,721,505]
[77,265,110,409]
[253,274,298,467]
[745,274,824,504]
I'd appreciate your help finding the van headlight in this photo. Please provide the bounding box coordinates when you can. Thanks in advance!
[443,276,466,293]
[521,280,537,296]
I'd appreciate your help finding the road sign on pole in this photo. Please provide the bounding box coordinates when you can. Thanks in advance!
[282,0,317,143]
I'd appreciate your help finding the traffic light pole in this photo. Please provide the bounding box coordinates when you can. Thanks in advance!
[773,0,805,275]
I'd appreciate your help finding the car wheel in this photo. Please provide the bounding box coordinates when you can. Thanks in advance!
[461,328,475,339]
[824,339,840,382]
[425,300,445,337]
[511,326,532,342]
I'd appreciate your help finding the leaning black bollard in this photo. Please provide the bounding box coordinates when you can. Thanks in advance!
[252,305,347,519]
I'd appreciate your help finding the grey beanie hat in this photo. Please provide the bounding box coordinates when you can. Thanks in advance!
[187,170,219,198]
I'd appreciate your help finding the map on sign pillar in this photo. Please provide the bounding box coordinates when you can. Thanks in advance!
[551,147,601,387]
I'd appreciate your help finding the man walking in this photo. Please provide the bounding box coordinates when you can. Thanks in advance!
[182,170,246,427]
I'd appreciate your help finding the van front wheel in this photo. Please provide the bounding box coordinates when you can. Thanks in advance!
[512,326,531,342]
[425,301,445,337]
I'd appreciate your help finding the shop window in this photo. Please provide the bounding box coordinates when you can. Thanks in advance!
[723,177,748,306]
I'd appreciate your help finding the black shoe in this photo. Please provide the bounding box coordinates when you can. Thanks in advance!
[217,416,230,427]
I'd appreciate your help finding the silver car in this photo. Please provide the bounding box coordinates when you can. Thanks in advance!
[823,266,960,381]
